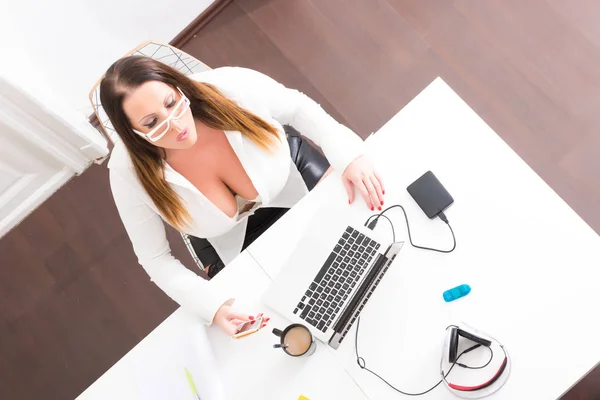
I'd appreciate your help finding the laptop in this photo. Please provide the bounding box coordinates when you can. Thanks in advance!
[262,206,404,349]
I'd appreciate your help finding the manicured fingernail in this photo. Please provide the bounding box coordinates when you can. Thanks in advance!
[249,315,255,320]
[261,324,266,328]
[264,317,270,322]
[378,206,382,211]
[348,199,351,204]
[382,190,385,195]
[371,207,374,211]
[258,313,264,317]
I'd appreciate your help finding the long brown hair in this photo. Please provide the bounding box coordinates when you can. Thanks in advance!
[100,55,279,229]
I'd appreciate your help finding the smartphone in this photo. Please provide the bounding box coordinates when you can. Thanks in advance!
[232,317,264,339]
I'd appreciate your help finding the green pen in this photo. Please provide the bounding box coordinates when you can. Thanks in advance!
[185,368,202,400]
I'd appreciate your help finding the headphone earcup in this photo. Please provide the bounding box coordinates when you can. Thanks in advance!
[457,328,492,347]
[448,327,459,364]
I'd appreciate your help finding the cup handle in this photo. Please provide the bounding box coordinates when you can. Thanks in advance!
[272,328,283,337]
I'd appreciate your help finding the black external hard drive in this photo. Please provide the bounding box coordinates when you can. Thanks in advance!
[406,171,454,219]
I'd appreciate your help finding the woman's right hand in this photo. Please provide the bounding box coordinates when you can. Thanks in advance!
[213,304,268,336]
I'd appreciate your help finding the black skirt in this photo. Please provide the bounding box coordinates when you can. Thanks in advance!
[189,125,330,278]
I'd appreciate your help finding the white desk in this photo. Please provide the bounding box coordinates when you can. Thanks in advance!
[76,251,366,400]
[246,78,600,399]
[78,77,600,400]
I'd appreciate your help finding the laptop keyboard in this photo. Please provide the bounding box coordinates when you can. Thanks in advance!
[293,226,380,333]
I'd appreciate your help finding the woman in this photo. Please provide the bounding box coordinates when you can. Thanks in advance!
[101,56,385,337]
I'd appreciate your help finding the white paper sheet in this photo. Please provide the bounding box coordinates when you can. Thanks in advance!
[132,312,227,400]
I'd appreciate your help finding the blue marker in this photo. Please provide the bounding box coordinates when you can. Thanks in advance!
[443,284,471,302]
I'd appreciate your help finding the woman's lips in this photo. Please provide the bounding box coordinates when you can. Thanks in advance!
[177,128,189,141]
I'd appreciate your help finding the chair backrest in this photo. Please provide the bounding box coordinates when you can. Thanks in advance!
[88,40,211,144]
[90,40,211,270]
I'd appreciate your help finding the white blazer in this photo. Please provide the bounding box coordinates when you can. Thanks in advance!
[108,66,365,324]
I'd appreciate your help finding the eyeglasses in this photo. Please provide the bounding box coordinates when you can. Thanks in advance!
[132,87,190,142]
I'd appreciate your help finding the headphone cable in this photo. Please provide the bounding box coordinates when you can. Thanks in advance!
[354,316,493,396]
[355,210,462,396]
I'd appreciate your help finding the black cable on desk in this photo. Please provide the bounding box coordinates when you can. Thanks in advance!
[368,213,396,242]
[365,205,455,253]
[354,317,487,396]
[355,208,461,396]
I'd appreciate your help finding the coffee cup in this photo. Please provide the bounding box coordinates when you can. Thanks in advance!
[272,324,316,357]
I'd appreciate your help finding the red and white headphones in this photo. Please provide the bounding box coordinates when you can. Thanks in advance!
[440,323,511,398]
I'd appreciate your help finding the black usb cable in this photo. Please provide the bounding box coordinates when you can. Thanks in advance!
[365,204,456,253]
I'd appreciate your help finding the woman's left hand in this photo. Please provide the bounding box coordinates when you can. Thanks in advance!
[342,155,385,211]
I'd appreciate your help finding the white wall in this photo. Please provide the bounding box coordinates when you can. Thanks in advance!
[0,0,214,114]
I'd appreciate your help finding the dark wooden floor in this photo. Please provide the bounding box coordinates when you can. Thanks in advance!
[1,0,600,399]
